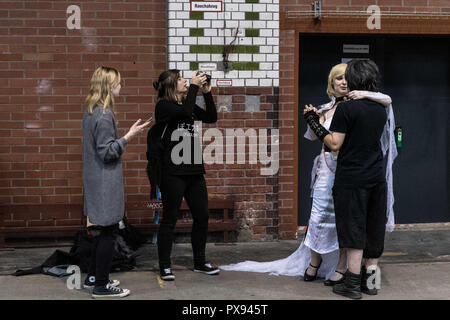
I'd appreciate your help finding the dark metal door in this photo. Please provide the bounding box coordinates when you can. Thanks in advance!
[298,34,449,226]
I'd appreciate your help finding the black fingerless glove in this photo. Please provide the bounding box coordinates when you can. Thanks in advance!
[303,110,330,142]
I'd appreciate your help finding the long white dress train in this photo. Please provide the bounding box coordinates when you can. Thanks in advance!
[220,144,339,279]
[221,115,339,280]
[219,95,397,280]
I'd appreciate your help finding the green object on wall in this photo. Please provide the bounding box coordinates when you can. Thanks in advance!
[245,29,260,37]
[190,62,199,70]
[190,12,204,20]
[190,28,204,37]
[232,62,259,70]
[245,12,259,20]
[246,0,259,3]
[395,126,402,148]
[190,45,259,54]
[190,62,259,71]
[234,46,259,54]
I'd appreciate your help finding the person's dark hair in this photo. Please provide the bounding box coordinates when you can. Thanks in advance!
[153,69,180,102]
[345,59,380,92]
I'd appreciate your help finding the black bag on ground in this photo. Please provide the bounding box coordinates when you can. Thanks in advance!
[69,229,138,273]
[13,222,145,276]
[118,216,147,251]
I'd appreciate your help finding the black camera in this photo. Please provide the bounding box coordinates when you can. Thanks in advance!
[197,71,211,84]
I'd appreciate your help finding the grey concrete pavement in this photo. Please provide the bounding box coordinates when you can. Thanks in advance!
[0,229,449,300]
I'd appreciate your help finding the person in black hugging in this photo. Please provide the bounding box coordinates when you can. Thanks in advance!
[152,69,219,281]
[303,59,389,299]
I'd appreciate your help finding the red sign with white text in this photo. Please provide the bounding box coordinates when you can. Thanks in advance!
[216,79,232,87]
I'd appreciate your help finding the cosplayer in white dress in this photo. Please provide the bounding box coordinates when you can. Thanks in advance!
[220,94,398,280]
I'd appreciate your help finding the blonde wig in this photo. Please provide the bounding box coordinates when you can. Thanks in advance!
[326,63,347,99]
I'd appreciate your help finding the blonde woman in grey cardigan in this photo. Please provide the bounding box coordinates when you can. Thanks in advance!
[82,66,151,298]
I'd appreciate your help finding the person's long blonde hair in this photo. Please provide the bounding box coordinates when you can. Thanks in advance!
[326,63,347,99]
[85,66,121,114]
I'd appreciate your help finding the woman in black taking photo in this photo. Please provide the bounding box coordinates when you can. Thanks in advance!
[151,70,218,281]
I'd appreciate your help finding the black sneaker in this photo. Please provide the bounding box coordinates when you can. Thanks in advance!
[92,283,130,298]
[160,268,175,281]
[83,276,120,289]
[194,262,220,275]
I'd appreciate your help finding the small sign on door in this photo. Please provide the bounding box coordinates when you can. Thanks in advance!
[343,44,370,54]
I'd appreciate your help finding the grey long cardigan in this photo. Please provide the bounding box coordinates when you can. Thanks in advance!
[82,105,127,226]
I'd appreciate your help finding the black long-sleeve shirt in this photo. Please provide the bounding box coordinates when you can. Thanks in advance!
[155,84,217,175]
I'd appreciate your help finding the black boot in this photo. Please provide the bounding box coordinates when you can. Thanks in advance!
[361,265,378,295]
[332,270,362,299]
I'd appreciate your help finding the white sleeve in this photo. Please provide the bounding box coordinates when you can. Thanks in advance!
[304,124,318,141]
[362,91,392,106]
[382,104,398,232]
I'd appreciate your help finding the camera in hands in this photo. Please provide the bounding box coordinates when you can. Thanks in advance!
[197,71,212,84]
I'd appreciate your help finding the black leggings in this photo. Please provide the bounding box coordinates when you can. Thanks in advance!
[87,224,118,287]
[157,174,209,269]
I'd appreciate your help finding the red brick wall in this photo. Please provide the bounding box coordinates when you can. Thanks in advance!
[124,86,280,241]
[204,87,280,241]
[278,28,297,240]
[0,0,168,229]
[0,1,281,241]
